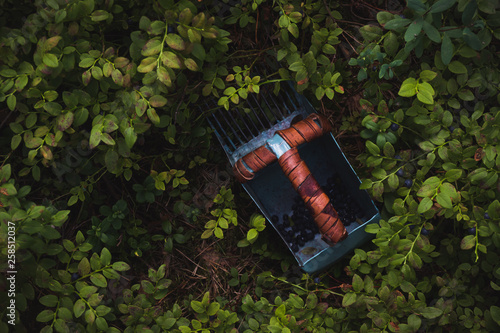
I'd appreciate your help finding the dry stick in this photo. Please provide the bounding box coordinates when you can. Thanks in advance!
[175,248,208,275]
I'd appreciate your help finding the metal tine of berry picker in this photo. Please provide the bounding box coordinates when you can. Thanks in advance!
[205,80,348,244]
[206,83,305,165]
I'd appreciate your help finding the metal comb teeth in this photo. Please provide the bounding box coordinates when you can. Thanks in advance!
[206,83,307,165]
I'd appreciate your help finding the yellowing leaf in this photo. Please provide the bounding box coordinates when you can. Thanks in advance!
[137,57,157,73]
[165,34,186,51]
[184,58,198,71]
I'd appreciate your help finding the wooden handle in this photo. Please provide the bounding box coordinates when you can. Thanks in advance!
[278,147,347,244]
[233,114,331,182]
[277,113,331,148]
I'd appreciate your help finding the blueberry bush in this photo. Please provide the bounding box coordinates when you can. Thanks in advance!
[1,0,499,332]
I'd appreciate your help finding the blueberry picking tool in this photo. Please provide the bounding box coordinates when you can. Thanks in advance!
[206,82,380,273]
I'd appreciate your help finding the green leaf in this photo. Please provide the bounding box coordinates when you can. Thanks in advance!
[436,191,452,208]
[11,134,22,150]
[207,303,220,316]
[36,310,54,322]
[419,70,437,82]
[79,57,95,68]
[420,306,443,319]
[383,142,395,157]
[95,317,108,331]
[73,299,86,318]
[91,66,103,80]
[399,78,417,97]
[405,18,423,42]
[43,54,59,68]
[191,43,205,61]
[74,108,89,127]
[384,32,399,56]
[441,33,454,65]
[191,300,205,314]
[39,295,59,307]
[377,11,394,25]
[287,23,299,38]
[90,273,107,287]
[423,21,441,43]
[89,126,102,149]
[408,314,421,329]
[84,309,95,324]
[460,235,475,250]
[417,82,435,104]
[462,1,477,25]
[448,60,467,74]
[150,95,167,107]
[342,292,357,307]
[124,127,137,149]
[7,95,16,111]
[352,274,364,292]
[214,227,223,239]
[112,261,130,271]
[58,307,73,321]
[247,228,258,241]
[384,18,411,30]
[0,68,17,77]
[359,25,383,42]
[429,0,457,13]
[78,257,91,276]
[407,0,427,12]
[418,197,433,213]
[105,150,119,173]
[366,140,380,155]
[91,10,109,21]
[147,108,160,124]
[445,169,462,181]
[100,248,111,266]
[462,27,482,51]
[491,306,500,325]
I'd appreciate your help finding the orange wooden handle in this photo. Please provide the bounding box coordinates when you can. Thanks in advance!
[233,145,276,182]
[233,114,331,182]
[278,147,347,244]
[277,113,332,147]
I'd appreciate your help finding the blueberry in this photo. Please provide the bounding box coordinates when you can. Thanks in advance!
[167,25,176,33]
[484,212,490,219]
[71,273,80,281]
[396,169,404,177]
[468,227,476,234]
[409,224,415,230]
[390,123,400,131]
[404,179,413,188]
[372,66,378,71]
[395,155,402,160]
[290,243,299,252]
[209,315,216,321]
[421,228,429,236]
[448,126,455,132]
[314,277,321,283]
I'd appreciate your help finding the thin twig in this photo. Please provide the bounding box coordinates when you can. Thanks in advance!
[0,109,14,130]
